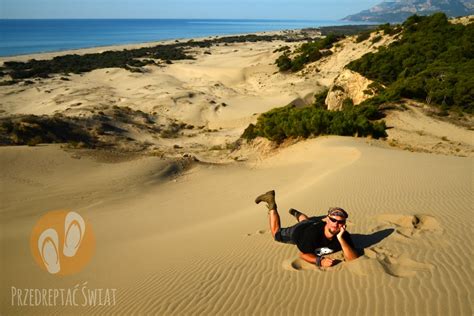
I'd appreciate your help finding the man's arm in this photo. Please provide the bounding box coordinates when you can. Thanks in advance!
[337,225,359,261]
[300,253,335,268]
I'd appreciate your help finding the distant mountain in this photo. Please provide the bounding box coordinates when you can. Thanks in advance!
[343,0,474,23]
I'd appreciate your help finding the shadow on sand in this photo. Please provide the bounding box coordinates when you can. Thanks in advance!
[351,229,394,254]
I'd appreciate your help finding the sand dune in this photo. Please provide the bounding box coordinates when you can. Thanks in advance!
[1,137,472,315]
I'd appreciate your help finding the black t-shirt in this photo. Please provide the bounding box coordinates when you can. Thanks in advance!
[292,220,355,255]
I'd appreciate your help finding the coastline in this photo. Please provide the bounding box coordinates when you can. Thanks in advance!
[0,29,298,63]
[0,20,378,62]
[0,17,346,60]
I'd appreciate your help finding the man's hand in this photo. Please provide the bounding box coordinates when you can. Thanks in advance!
[337,224,360,261]
[336,224,346,240]
[300,253,341,267]
[320,257,336,268]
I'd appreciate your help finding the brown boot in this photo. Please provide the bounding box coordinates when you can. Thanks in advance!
[255,190,277,211]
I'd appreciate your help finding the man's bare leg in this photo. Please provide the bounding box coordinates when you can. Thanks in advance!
[268,209,281,238]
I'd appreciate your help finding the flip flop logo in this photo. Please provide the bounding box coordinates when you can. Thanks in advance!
[63,212,86,258]
[30,210,95,276]
[38,228,61,274]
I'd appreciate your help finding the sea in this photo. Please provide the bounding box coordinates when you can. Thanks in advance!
[0,19,368,57]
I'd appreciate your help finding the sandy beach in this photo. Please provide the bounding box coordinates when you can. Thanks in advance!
[1,28,473,315]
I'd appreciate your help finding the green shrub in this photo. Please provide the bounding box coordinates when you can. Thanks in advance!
[242,124,258,140]
[275,34,343,72]
[273,46,290,53]
[290,55,307,72]
[342,98,354,110]
[241,99,387,143]
[313,89,329,109]
[0,115,97,147]
[319,25,376,36]
[377,23,402,36]
[356,31,371,43]
[371,35,382,44]
[275,54,292,71]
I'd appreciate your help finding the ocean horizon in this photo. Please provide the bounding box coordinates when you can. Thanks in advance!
[0,19,372,57]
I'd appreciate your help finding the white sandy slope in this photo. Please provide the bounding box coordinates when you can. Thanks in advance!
[1,136,473,315]
[0,39,325,158]
[0,38,320,127]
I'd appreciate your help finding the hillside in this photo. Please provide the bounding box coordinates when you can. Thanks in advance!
[344,0,474,22]
[246,13,473,156]
[347,13,473,113]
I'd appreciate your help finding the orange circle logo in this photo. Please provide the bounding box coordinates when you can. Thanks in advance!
[30,210,95,276]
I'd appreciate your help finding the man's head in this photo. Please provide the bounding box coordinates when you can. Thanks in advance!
[326,207,348,235]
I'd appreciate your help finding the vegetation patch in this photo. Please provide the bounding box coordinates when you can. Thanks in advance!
[0,115,98,147]
[355,31,372,43]
[276,34,343,72]
[377,23,402,36]
[317,25,379,36]
[0,34,310,81]
[0,107,167,148]
[347,13,474,113]
[241,90,387,143]
[371,35,383,44]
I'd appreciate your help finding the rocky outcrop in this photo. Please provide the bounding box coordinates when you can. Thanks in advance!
[325,69,374,111]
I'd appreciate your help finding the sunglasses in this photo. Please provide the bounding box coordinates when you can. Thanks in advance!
[327,216,346,225]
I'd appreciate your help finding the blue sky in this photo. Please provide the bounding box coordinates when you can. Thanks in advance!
[1,0,381,20]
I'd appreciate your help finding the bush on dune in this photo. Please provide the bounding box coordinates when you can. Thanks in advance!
[0,115,97,147]
[2,46,193,79]
[275,34,343,72]
[355,31,371,43]
[242,90,387,143]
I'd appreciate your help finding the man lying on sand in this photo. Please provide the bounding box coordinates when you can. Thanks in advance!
[255,190,359,268]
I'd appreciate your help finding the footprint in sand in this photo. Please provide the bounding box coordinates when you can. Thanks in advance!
[281,248,432,277]
[373,214,442,239]
[364,246,434,278]
[246,229,267,237]
[347,213,440,278]
[282,255,344,272]
[282,258,319,272]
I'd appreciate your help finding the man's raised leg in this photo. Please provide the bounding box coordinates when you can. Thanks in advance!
[255,190,280,238]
